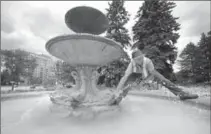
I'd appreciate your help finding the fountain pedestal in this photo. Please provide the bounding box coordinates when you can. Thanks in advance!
[49,66,119,118]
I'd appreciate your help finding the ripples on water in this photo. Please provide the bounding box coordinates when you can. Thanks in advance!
[2,96,210,134]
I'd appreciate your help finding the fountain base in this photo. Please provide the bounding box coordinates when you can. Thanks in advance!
[49,66,121,118]
[49,91,120,119]
[49,89,120,118]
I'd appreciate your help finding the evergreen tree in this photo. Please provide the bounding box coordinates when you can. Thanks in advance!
[132,0,180,80]
[178,42,197,82]
[206,31,211,82]
[175,70,192,84]
[195,33,210,82]
[178,32,211,83]
[98,0,131,87]
[106,0,131,48]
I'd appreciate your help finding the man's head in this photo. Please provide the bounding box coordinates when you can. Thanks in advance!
[131,49,144,65]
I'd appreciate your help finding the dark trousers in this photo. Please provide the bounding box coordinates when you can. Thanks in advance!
[110,71,186,105]
[124,71,186,96]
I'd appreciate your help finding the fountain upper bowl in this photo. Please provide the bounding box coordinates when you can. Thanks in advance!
[46,34,126,66]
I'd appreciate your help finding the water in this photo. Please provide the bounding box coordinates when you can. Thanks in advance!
[2,95,210,134]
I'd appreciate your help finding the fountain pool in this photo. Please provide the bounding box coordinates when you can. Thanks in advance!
[1,94,210,134]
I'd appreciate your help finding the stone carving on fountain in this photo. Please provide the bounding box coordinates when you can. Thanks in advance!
[46,6,127,117]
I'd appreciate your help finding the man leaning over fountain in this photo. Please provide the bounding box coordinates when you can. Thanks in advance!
[109,49,199,105]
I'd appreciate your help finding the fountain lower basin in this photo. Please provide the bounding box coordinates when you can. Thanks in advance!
[2,94,210,134]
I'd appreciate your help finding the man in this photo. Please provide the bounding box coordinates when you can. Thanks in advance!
[109,49,198,105]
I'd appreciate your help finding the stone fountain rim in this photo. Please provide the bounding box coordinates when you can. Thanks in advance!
[46,33,123,50]
[46,34,128,65]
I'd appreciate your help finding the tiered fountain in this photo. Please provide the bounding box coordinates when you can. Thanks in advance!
[1,6,209,134]
[46,6,126,118]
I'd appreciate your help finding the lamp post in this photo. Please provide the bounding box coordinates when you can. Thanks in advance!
[11,56,16,91]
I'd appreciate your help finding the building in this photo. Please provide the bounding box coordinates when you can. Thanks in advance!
[54,60,64,84]
[31,53,56,84]
[1,54,6,72]
[1,49,57,85]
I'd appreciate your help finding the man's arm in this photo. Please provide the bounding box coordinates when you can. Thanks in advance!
[116,61,133,91]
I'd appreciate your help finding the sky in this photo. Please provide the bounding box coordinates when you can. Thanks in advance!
[1,1,210,72]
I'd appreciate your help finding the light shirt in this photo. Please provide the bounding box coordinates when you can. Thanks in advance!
[125,57,155,79]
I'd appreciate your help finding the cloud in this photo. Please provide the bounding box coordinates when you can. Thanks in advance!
[0,1,111,55]
[0,1,72,56]
[1,1,18,34]
[23,7,72,40]
[174,1,210,37]
[1,15,15,34]
[1,31,26,49]
[1,30,48,54]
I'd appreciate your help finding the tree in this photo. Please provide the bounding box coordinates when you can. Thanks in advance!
[198,32,211,82]
[43,78,56,87]
[178,32,211,83]
[206,31,211,82]
[132,0,180,80]
[194,33,210,82]
[1,70,11,85]
[97,0,131,87]
[175,70,192,84]
[1,49,37,90]
[97,58,129,87]
[54,60,63,84]
[106,0,131,48]
[178,42,197,82]
[30,77,42,85]
[55,60,75,85]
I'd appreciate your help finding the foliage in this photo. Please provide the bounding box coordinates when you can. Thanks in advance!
[106,0,131,48]
[132,0,180,80]
[179,42,196,74]
[178,31,211,83]
[43,78,56,86]
[177,42,197,83]
[1,49,37,87]
[1,70,11,85]
[197,33,211,82]
[97,57,130,87]
[97,0,131,87]
[30,77,42,85]
[54,60,75,84]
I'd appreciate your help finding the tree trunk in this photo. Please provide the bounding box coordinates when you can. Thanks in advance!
[11,83,15,91]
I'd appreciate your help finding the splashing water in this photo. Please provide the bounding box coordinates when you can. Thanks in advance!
[1,95,210,134]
